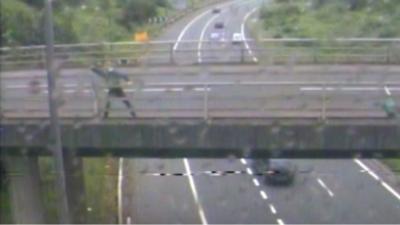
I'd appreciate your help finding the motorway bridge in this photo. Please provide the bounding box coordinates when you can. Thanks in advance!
[1,0,400,224]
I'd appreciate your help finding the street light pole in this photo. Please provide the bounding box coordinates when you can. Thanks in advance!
[44,0,71,223]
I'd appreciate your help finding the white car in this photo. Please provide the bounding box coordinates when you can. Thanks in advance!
[210,32,225,42]
[232,33,243,44]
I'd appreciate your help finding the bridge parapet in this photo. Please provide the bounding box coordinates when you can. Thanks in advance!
[2,119,400,158]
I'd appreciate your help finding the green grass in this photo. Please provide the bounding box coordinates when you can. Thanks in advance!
[384,159,400,175]
[37,157,118,223]
[83,157,118,224]
[38,157,60,223]
[0,184,12,223]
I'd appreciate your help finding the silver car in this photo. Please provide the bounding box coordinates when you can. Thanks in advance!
[252,159,297,185]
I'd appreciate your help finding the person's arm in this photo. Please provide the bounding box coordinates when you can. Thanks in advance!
[91,67,108,79]
[109,70,129,81]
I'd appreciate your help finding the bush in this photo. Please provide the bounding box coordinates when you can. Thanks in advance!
[260,0,400,38]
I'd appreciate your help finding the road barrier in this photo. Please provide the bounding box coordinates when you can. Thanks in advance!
[1,39,400,70]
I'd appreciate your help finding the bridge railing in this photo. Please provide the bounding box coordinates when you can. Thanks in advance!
[1,78,396,119]
[2,39,400,70]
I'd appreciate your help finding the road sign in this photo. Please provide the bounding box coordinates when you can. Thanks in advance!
[134,31,149,42]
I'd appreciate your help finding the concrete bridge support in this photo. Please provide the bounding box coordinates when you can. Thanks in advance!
[3,152,87,223]
[4,156,45,224]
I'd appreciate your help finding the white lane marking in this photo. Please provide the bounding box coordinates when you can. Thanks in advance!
[269,204,277,215]
[6,83,78,89]
[354,159,380,181]
[317,178,335,197]
[142,88,167,92]
[354,159,400,201]
[198,14,220,63]
[173,0,235,50]
[385,85,392,96]
[240,158,247,165]
[260,190,268,199]
[194,87,211,92]
[241,7,259,62]
[174,10,210,50]
[148,81,235,86]
[31,86,210,94]
[300,86,400,92]
[277,218,285,225]
[300,87,335,91]
[117,158,124,225]
[381,181,400,201]
[183,158,208,225]
[6,84,29,88]
[170,87,184,92]
[126,216,131,224]
[8,82,400,91]
[342,87,380,91]
[252,178,260,187]
[246,167,253,175]
[300,87,323,91]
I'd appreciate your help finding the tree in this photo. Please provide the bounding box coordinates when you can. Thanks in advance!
[20,0,43,8]
[347,0,368,10]
[117,0,161,29]
[1,0,41,45]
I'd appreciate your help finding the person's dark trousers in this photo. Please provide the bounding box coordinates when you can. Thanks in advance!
[103,87,136,119]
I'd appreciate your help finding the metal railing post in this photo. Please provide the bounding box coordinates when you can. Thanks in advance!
[169,42,175,65]
[203,84,209,120]
[386,45,391,64]
[322,82,327,120]
[240,44,245,63]
[313,41,318,64]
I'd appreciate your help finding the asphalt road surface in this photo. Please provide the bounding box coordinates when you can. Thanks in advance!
[117,1,400,224]
[1,0,400,224]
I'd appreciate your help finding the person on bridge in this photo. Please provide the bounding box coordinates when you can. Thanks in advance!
[91,65,137,119]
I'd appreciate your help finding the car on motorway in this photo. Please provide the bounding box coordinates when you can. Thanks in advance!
[214,22,225,29]
[232,33,243,45]
[212,8,221,14]
[252,159,297,185]
[209,32,226,42]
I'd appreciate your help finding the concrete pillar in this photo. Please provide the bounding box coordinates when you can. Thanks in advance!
[4,156,45,224]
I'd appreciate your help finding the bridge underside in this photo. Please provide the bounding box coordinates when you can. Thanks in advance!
[1,119,400,158]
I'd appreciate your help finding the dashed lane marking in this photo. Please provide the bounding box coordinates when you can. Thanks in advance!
[269,204,277,215]
[260,190,268,200]
[317,178,335,198]
[253,178,260,187]
[246,167,254,175]
[277,218,285,225]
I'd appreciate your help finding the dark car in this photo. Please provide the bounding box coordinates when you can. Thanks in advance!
[212,8,221,14]
[252,159,296,185]
[214,22,224,29]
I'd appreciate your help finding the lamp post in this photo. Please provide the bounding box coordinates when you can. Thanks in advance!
[44,0,71,223]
